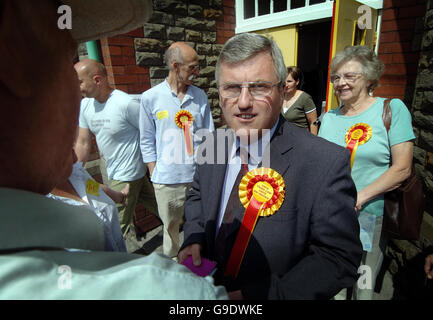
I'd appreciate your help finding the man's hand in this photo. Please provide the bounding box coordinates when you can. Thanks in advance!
[146,162,156,178]
[100,183,129,205]
[425,254,433,279]
[355,191,366,211]
[120,183,130,205]
[178,243,202,266]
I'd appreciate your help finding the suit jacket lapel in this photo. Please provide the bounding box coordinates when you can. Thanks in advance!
[266,116,294,177]
[207,165,226,220]
[206,129,235,248]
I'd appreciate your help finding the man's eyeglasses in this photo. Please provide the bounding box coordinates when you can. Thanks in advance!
[330,72,363,84]
[218,81,281,99]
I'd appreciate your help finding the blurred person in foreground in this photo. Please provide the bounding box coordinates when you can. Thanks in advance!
[0,0,227,299]
[318,45,415,300]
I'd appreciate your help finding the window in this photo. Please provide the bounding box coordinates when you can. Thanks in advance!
[310,0,327,5]
[237,0,335,33]
[237,0,382,34]
[274,0,287,13]
[291,0,305,9]
[244,0,255,19]
[242,0,334,19]
[258,0,270,16]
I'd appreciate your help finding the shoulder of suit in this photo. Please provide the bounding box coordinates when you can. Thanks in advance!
[282,120,347,157]
[312,134,349,163]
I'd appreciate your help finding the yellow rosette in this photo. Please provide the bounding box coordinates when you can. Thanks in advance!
[239,167,285,216]
[225,167,285,278]
[175,110,194,156]
[345,123,372,168]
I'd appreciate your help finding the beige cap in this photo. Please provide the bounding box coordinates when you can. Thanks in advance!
[62,0,153,42]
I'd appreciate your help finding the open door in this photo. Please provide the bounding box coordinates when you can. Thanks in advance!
[325,0,378,112]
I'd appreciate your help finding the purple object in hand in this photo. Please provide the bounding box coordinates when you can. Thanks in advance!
[181,256,217,277]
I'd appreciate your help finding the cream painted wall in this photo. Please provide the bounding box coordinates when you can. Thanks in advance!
[255,25,298,67]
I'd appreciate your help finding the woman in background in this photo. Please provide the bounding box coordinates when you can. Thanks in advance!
[318,45,415,300]
[281,66,319,135]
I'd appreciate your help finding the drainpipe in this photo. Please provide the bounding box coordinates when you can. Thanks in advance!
[374,9,383,55]
[85,41,100,61]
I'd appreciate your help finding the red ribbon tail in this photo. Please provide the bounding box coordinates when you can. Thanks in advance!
[345,138,358,169]
[183,122,193,156]
[225,197,263,278]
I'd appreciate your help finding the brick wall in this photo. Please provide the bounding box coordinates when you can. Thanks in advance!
[100,29,151,94]
[83,0,236,234]
[412,0,433,227]
[84,0,236,164]
[376,0,427,105]
[98,0,236,127]
[376,0,433,223]
[218,0,236,44]
[379,2,433,295]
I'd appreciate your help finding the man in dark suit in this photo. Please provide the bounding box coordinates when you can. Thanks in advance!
[178,33,363,300]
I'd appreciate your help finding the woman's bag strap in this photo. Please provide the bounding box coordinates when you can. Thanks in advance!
[382,98,392,133]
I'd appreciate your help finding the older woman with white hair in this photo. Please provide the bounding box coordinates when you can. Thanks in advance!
[318,45,415,300]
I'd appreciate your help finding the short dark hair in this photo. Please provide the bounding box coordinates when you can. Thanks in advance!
[286,66,303,88]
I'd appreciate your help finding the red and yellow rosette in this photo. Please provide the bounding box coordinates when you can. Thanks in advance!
[225,167,285,278]
[345,123,372,168]
[175,110,194,156]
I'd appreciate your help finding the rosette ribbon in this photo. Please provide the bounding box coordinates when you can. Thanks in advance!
[225,167,285,278]
[345,123,372,168]
[175,110,194,156]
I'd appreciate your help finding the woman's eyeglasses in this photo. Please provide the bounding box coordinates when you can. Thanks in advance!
[330,72,363,84]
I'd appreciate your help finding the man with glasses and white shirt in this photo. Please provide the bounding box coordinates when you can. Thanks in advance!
[139,42,214,258]
[178,33,363,300]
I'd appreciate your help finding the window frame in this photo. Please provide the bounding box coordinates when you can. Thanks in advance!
[235,0,383,34]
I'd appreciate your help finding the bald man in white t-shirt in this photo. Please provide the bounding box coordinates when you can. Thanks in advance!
[75,59,157,243]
